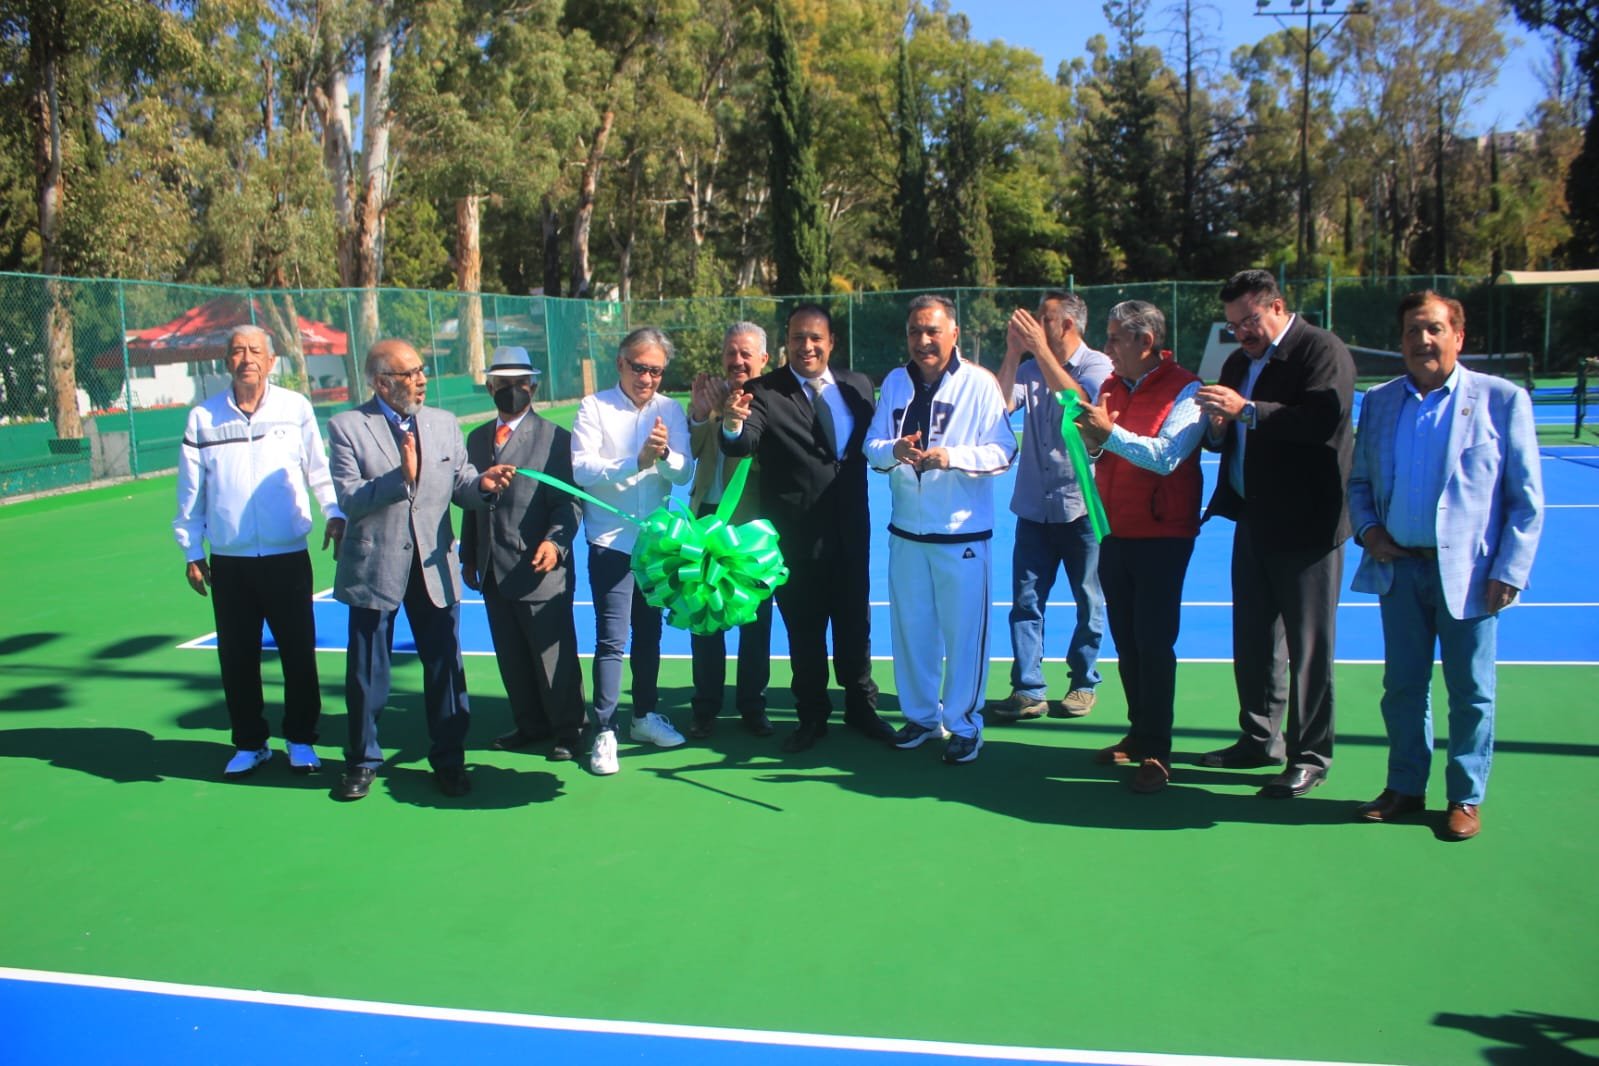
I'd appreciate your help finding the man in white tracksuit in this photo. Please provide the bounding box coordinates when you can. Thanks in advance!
[866,295,1017,764]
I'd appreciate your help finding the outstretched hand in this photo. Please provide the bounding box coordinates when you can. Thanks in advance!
[1074,395,1118,448]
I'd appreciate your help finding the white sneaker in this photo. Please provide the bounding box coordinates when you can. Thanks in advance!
[630,711,686,748]
[591,729,619,775]
[223,746,272,778]
[286,743,321,773]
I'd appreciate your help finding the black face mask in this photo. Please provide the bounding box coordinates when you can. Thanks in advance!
[492,384,531,416]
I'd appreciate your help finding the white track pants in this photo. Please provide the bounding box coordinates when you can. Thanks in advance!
[888,535,991,739]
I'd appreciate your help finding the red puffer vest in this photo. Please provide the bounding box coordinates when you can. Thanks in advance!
[1094,358,1203,539]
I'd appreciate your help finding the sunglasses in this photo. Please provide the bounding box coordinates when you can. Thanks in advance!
[626,361,666,378]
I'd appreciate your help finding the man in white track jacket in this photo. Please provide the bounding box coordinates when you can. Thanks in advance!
[174,325,344,779]
[866,295,1017,764]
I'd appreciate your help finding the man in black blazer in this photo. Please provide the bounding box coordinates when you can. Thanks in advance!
[460,347,586,762]
[722,303,894,752]
[1196,270,1355,798]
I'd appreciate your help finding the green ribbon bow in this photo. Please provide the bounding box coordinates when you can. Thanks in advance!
[515,456,788,636]
[1055,391,1111,542]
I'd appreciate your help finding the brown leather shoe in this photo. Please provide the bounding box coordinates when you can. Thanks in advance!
[1130,757,1170,793]
[1443,802,1481,841]
[1355,789,1425,822]
[1094,737,1139,766]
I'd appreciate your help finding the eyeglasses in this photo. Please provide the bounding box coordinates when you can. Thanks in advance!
[380,366,428,382]
[626,361,666,378]
[1225,307,1270,335]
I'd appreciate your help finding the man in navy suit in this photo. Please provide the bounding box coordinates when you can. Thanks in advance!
[1347,292,1542,841]
[722,304,894,753]
[326,339,516,801]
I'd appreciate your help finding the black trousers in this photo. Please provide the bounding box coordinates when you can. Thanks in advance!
[209,551,321,751]
[482,571,585,742]
[773,547,879,729]
[1229,520,1343,771]
[1098,536,1194,763]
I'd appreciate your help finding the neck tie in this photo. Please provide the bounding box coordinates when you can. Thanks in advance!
[808,378,838,458]
[494,422,512,450]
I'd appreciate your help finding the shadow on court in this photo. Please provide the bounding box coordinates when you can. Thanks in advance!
[379,760,565,810]
[636,725,1357,831]
[0,726,301,785]
[1433,1009,1599,1064]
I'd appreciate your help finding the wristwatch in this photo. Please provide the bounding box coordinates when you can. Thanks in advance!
[1241,401,1258,429]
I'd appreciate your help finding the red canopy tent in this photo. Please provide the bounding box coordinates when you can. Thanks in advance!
[94,296,348,369]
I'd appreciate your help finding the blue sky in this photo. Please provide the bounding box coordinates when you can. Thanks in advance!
[954,1,1551,136]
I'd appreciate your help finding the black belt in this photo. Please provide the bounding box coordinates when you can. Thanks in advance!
[1398,545,1438,560]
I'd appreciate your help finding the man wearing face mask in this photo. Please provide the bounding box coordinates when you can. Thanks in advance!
[461,347,585,762]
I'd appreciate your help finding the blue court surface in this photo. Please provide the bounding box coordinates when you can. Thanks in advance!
[185,443,1599,668]
[0,969,1387,1066]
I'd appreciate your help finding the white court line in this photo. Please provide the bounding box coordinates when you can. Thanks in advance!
[0,967,1393,1066]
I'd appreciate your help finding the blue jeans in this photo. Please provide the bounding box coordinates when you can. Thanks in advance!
[1378,556,1498,805]
[1007,516,1103,698]
[588,544,662,728]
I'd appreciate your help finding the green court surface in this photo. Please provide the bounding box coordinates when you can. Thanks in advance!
[2,473,1597,1066]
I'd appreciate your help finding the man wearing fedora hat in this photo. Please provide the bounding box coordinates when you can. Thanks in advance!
[461,347,587,761]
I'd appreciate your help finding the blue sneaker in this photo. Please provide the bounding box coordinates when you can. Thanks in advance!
[893,722,948,749]
[942,733,983,765]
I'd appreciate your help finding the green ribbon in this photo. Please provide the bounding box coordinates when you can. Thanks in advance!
[515,458,788,636]
[1055,391,1111,542]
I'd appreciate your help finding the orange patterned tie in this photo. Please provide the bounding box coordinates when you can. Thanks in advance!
[494,422,512,450]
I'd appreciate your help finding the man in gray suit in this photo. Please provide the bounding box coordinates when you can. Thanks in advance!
[327,339,516,800]
[461,347,586,762]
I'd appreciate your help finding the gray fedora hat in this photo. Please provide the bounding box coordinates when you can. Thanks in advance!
[485,346,541,379]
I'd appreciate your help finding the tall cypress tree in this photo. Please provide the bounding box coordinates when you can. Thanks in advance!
[943,66,997,289]
[893,38,933,288]
[766,0,830,295]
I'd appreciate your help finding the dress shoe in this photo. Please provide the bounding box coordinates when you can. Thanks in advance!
[1130,757,1170,793]
[845,714,896,744]
[687,716,716,740]
[550,735,580,762]
[492,729,548,751]
[1200,740,1285,769]
[1355,789,1425,822]
[782,723,827,753]
[434,766,472,797]
[1094,736,1140,766]
[1443,802,1481,841]
[335,766,376,801]
[1259,765,1327,798]
[741,710,775,737]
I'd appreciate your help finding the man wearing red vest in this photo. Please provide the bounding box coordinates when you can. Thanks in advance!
[1076,301,1206,792]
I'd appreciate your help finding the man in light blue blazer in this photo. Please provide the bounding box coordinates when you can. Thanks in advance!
[327,339,516,801]
[1347,291,1543,841]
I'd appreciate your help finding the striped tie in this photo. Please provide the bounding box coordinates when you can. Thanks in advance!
[494,422,512,450]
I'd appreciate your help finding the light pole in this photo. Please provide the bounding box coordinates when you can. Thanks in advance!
[1254,0,1372,279]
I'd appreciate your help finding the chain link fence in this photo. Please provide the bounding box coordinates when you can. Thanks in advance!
[2,271,1594,499]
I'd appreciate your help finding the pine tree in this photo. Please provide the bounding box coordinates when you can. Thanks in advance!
[893,38,933,288]
[766,0,830,295]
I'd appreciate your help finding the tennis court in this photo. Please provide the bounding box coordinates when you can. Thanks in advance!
[1,408,1595,1065]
